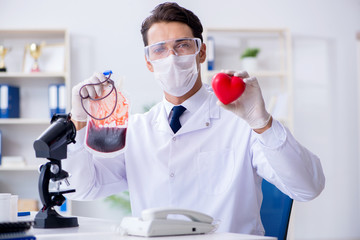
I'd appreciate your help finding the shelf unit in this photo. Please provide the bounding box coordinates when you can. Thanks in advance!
[202,28,293,130]
[0,29,71,213]
[0,29,70,165]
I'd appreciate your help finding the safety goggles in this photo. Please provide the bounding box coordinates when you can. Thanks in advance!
[145,38,201,62]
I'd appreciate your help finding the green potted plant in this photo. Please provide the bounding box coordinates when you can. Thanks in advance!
[104,191,131,215]
[240,47,260,72]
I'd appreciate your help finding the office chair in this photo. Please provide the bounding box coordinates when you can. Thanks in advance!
[260,179,293,240]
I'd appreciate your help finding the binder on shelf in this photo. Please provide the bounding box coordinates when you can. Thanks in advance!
[48,84,58,117]
[58,84,66,114]
[207,36,215,70]
[48,84,66,117]
[0,85,20,118]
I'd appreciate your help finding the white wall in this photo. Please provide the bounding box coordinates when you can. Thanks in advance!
[1,0,360,239]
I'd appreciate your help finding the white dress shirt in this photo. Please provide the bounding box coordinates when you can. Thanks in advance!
[63,84,325,235]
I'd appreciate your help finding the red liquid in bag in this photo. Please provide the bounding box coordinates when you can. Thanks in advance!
[85,87,129,155]
[86,120,127,153]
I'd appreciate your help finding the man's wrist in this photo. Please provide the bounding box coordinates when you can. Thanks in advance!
[253,116,273,134]
[72,120,87,131]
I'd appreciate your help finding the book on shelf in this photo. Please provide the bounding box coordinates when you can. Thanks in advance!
[0,85,20,118]
[48,83,66,117]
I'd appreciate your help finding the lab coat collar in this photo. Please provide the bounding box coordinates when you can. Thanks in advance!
[155,85,220,135]
[163,85,209,118]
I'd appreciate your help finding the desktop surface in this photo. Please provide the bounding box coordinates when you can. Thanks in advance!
[23,213,275,240]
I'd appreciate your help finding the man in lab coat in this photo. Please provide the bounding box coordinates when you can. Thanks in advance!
[64,2,325,235]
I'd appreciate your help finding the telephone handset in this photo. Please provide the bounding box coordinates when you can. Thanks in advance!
[141,208,214,224]
[120,207,217,237]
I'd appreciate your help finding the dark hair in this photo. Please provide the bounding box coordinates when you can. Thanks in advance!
[141,2,203,46]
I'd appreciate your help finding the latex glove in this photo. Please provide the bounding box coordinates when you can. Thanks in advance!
[217,70,271,129]
[70,72,107,122]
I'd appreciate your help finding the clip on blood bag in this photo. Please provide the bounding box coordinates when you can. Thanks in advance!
[80,70,129,157]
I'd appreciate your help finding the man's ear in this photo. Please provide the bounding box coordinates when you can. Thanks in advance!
[199,43,207,64]
[145,56,154,72]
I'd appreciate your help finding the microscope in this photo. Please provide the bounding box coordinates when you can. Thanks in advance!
[33,113,78,228]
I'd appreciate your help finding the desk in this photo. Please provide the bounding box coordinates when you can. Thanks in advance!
[24,214,275,240]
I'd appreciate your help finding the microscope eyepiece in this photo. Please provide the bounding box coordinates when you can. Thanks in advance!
[33,113,76,160]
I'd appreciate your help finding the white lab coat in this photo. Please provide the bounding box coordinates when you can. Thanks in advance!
[63,85,325,235]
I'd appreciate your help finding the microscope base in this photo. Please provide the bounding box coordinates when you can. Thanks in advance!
[33,208,78,228]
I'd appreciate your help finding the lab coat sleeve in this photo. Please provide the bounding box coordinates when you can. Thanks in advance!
[251,119,325,201]
[62,127,128,201]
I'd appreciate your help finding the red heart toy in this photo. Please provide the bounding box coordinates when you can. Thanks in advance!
[211,72,246,105]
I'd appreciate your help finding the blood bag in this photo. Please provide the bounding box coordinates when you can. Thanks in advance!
[82,71,129,157]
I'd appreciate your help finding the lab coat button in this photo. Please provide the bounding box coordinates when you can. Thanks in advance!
[172,137,176,141]
[170,173,175,178]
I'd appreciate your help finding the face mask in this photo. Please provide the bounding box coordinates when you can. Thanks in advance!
[151,54,199,97]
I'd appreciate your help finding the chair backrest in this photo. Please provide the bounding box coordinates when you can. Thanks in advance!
[260,179,293,240]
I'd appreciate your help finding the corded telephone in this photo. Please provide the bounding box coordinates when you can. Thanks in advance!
[119,207,217,237]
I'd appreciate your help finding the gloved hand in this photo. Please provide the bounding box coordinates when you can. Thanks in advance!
[71,72,107,122]
[217,70,271,129]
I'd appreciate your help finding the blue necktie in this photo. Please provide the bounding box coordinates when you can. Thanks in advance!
[170,105,186,134]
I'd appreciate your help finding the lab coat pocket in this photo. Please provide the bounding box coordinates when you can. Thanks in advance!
[196,149,235,195]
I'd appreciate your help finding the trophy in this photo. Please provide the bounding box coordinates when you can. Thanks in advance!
[28,43,43,72]
[0,45,10,72]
